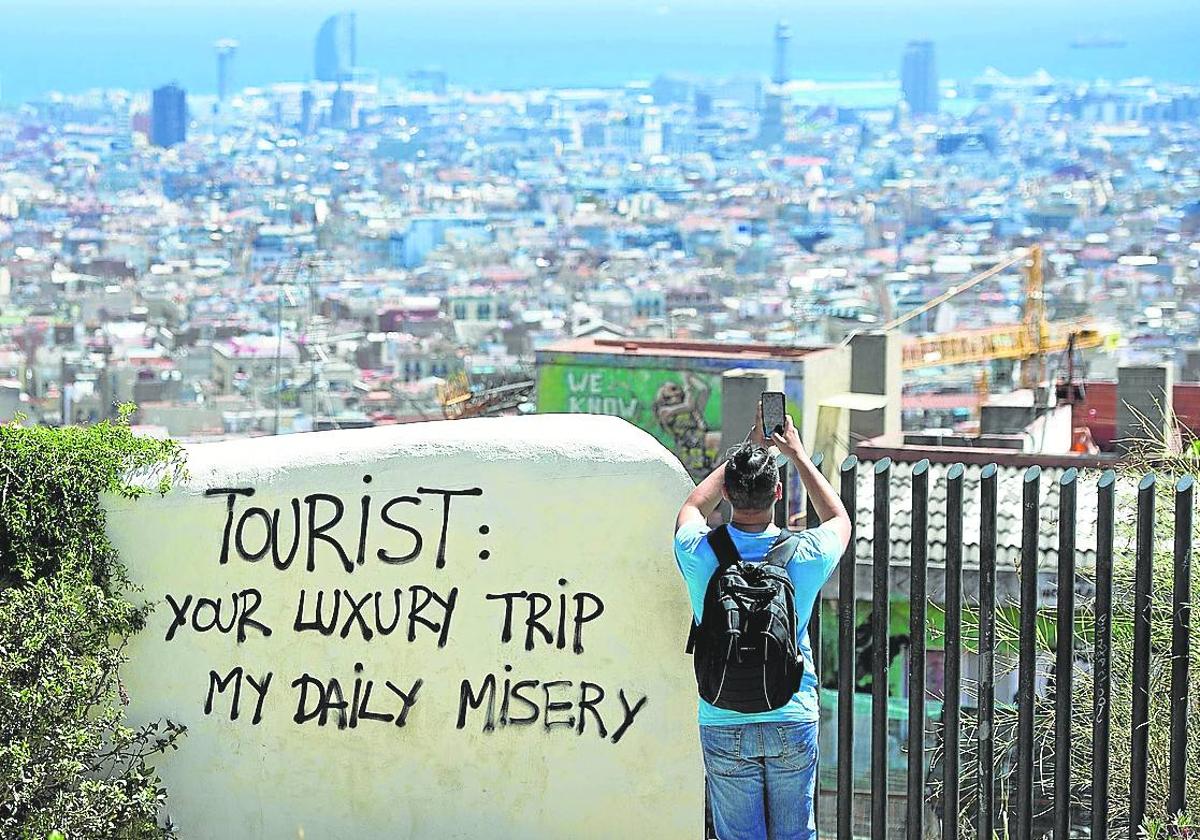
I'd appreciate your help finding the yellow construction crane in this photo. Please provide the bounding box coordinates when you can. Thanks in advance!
[886,244,1109,381]
[436,372,473,418]
[437,371,535,419]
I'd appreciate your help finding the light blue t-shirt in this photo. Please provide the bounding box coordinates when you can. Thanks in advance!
[674,520,842,725]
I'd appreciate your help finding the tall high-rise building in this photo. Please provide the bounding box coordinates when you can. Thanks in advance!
[901,39,939,116]
[772,19,791,87]
[151,83,187,148]
[408,68,448,96]
[641,108,663,156]
[314,12,357,83]
[111,100,133,152]
[215,39,238,102]
[759,20,791,147]
[330,84,355,130]
[299,87,316,134]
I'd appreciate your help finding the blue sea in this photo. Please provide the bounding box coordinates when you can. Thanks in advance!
[1,0,1197,105]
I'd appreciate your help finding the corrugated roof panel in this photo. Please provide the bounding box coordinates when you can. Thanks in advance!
[848,459,1141,572]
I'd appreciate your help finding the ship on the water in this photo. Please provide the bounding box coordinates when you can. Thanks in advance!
[1071,35,1128,49]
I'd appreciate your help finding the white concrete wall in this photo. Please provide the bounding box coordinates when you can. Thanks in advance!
[1023,403,1073,453]
[107,415,701,839]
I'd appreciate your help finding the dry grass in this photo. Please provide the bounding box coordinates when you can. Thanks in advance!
[929,408,1199,837]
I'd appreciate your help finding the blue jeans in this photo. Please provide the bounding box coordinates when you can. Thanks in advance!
[700,721,818,840]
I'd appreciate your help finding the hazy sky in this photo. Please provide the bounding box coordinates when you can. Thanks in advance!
[1,0,1197,102]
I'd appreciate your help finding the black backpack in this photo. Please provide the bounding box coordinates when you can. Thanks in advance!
[685,524,804,713]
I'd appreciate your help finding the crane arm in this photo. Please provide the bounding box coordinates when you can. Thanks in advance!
[880,250,1028,333]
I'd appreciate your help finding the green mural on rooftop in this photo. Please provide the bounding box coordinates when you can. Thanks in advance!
[538,364,722,476]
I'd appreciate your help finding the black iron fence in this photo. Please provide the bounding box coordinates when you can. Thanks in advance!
[805,455,1196,840]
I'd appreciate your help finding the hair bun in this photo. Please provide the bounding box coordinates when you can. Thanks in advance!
[724,442,772,472]
[733,445,767,470]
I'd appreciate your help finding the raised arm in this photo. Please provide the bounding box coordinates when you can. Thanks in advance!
[675,461,727,532]
[771,415,852,551]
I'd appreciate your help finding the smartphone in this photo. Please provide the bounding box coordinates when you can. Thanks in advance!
[761,391,787,438]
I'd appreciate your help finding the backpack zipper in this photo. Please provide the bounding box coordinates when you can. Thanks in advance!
[762,634,770,705]
[712,637,734,705]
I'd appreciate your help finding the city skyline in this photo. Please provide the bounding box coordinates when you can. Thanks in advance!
[2,2,1198,839]
[1,0,1198,104]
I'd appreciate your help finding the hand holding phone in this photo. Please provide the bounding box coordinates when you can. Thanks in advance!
[771,414,805,461]
[760,391,786,439]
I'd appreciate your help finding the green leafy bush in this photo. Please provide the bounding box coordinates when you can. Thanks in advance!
[0,408,185,839]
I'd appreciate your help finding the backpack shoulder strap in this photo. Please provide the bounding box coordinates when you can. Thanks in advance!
[764,529,802,568]
[706,524,742,570]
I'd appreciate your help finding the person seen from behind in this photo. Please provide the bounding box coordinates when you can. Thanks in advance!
[674,407,851,840]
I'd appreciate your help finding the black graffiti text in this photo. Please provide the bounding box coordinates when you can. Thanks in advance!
[485,583,605,653]
[204,484,485,573]
[455,667,648,744]
[292,585,459,646]
[291,663,423,730]
[164,588,273,643]
[204,666,273,725]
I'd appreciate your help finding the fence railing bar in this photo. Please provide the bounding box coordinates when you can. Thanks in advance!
[978,464,999,840]
[871,457,892,840]
[1130,473,1156,839]
[1016,465,1041,840]
[836,455,858,840]
[808,460,1192,839]
[906,459,930,840]
[1054,468,1077,840]
[1093,469,1116,840]
[1169,474,1194,815]
[806,452,822,828]
[943,463,965,840]
[805,453,824,523]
